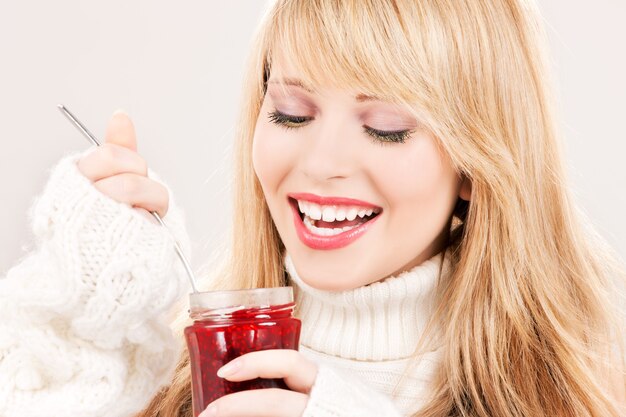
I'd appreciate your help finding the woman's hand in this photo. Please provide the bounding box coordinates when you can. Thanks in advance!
[200,349,318,417]
[77,110,169,222]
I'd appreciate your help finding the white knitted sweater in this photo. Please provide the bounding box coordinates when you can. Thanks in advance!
[287,252,449,416]
[0,150,449,417]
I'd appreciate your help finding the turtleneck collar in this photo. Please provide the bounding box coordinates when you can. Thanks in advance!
[284,251,452,362]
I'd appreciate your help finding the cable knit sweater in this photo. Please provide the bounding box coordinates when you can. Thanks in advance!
[0,150,450,417]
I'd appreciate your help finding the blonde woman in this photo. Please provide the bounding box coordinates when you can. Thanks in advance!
[1,0,624,416]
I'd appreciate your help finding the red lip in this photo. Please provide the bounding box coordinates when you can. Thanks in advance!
[287,192,381,209]
[288,197,381,250]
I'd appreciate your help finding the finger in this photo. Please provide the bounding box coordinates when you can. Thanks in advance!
[217,349,317,394]
[78,144,148,182]
[105,109,137,151]
[200,388,308,417]
[93,173,169,218]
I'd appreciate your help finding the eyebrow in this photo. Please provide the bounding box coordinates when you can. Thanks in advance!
[267,77,382,102]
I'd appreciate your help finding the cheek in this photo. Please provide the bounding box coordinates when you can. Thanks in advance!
[252,119,290,194]
[374,137,459,222]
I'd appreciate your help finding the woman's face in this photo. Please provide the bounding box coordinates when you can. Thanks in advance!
[252,60,469,291]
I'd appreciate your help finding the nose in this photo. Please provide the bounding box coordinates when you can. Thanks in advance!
[297,119,354,182]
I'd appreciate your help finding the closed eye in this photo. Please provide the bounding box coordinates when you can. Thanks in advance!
[267,109,413,145]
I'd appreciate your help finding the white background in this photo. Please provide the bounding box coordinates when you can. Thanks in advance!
[1,1,624,275]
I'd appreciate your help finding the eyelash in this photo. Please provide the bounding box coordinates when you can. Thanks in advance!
[267,109,413,146]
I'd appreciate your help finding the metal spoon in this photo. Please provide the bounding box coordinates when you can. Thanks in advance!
[57,104,199,293]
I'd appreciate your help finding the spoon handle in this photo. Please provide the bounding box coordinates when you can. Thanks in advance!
[57,104,198,293]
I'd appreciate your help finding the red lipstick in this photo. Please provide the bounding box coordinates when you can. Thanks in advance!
[287,194,382,250]
[287,192,381,209]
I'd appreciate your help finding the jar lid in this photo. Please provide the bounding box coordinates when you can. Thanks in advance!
[189,286,294,317]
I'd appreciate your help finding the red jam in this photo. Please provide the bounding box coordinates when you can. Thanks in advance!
[184,291,301,417]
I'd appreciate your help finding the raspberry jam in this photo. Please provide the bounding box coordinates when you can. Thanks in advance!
[184,287,301,417]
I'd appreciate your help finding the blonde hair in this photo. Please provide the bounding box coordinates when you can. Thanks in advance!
[137,1,626,416]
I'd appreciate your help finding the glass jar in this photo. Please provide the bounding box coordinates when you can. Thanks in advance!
[184,287,301,417]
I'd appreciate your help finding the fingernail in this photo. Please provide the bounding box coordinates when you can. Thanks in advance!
[112,108,128,117]
[217,359,241,378]
[200,404,217,417]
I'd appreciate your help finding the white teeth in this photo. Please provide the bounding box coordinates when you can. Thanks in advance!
[322,207,336,222]
[308,204,322,221]
[296,199,379,223]
[346,208,358,221]
[303,215,358,236]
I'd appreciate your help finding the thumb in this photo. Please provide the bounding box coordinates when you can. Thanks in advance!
[105,109,137,151]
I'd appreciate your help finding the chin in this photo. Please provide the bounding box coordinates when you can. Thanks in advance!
[287,249,377,291]
[296,268,365,292]
[303,279,358,292]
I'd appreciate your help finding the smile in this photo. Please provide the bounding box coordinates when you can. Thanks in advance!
[287,193,382,250]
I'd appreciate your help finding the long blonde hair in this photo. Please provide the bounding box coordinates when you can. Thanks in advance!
[138,1,626,416]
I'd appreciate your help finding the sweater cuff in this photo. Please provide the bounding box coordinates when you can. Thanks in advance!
[8,149,192,348]
[303,365,402,417]
[29,149,190,255]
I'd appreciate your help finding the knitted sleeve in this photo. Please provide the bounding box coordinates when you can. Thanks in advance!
[0,150,192,417]
[303,364,403,417]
